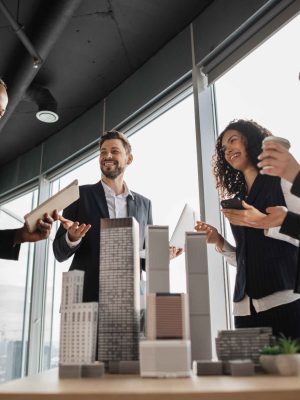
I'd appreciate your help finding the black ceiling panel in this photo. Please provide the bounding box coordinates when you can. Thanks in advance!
[0,0,214,167]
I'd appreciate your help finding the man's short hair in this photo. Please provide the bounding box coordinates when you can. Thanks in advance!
[0,78,7,89]
[99,130,132,154]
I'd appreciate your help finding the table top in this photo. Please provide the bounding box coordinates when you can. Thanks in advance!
[1,368,300,400]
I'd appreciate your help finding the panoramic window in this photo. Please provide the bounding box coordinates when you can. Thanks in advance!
[43,156,99,369]
[0,190,37,383]
[126,94,199,293]
[43,93,199,368]
[214,14,300,312]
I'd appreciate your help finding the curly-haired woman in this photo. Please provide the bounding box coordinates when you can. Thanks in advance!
[195,119,300,339]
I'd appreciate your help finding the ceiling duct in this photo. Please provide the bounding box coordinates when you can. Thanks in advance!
[0,0,82,132]
[26,84,59,123]
[0,0,42,68]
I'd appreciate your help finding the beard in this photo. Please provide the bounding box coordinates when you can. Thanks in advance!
[100,162,125,179]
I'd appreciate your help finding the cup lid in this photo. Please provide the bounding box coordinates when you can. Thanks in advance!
[262,136,290,149]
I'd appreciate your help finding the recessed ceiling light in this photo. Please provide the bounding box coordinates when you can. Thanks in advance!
[36,110,59,123]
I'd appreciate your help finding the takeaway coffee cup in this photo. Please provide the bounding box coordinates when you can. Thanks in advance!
[260,136,291,171]
[262,136,291,149]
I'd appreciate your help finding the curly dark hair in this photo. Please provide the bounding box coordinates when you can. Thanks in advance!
[213,119,271,199]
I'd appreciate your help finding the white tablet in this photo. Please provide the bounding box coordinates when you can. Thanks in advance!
[24,179,79,232]
[169,203,196,249]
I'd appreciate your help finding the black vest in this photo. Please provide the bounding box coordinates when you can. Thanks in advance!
[231,174,298,302]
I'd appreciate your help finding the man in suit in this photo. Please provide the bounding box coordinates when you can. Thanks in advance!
[54,130,177,302]
[0,78,58,260]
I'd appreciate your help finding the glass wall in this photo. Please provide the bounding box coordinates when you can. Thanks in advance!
[0,190,37,383]
[42,156,100,369]
[42,92,199,367]
[214,13,300,311]
[126,94,199,292]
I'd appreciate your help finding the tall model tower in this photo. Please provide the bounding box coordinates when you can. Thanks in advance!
[140,225,191,377]
[98,217,140,370]
[59,270,98,375]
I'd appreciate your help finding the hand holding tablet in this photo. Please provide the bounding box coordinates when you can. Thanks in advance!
[24,180,79,232]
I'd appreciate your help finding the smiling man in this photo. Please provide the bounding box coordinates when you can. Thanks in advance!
[53,130,154,302]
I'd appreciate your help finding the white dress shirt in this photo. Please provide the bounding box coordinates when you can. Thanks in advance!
[65,180,133,247]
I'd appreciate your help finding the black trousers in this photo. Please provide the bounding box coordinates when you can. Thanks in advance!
[234,298,300,340]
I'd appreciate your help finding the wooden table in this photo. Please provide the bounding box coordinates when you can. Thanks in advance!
[1,368,300,400]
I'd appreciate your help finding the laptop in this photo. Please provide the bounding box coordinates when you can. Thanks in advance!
[169,203,196,249]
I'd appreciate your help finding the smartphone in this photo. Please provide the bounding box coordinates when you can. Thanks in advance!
[221,198,245,210]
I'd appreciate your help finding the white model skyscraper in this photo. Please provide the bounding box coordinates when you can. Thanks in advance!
[140,225,191,377]
[98,217,140,367]
[59,270,98,366]
[146,226,170,293]
[185,232,212,361]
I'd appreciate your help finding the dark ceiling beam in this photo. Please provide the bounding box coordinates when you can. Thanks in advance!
[0,0,82,133]
[0,0,42,67]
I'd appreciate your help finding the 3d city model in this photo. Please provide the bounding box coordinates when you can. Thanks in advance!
[58,216,276,379]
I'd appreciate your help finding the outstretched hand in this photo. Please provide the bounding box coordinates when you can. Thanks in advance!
[59,215,91,242]
[222,200,266,227]
[169,246,183,260]
[195,220,224,248]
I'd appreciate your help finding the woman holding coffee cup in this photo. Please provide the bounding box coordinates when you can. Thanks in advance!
[195,119,300,339]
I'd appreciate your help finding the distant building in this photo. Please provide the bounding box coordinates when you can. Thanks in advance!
[5,340,22,381]
[98,218,140,365]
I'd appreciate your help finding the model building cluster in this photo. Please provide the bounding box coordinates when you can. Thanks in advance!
[58,217,275,378]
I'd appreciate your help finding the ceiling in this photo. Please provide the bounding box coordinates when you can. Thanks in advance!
[0,0,214,168]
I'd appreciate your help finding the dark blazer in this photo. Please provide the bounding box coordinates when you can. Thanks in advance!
[279,171,300,293]
[231,175,298,302]
[280,172,300,240]
[291,171,300,198]
[53,181,153,302]
[0,229,20,260]
[280,212,300,240]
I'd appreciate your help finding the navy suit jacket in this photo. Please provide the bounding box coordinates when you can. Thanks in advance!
[0,229,20,260]
[53,181,153,302]
[231,175,298,301]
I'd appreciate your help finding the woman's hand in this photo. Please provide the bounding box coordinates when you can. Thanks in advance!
[222,200,266,227]
[169,246,184,260]
[195,221,224,249]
